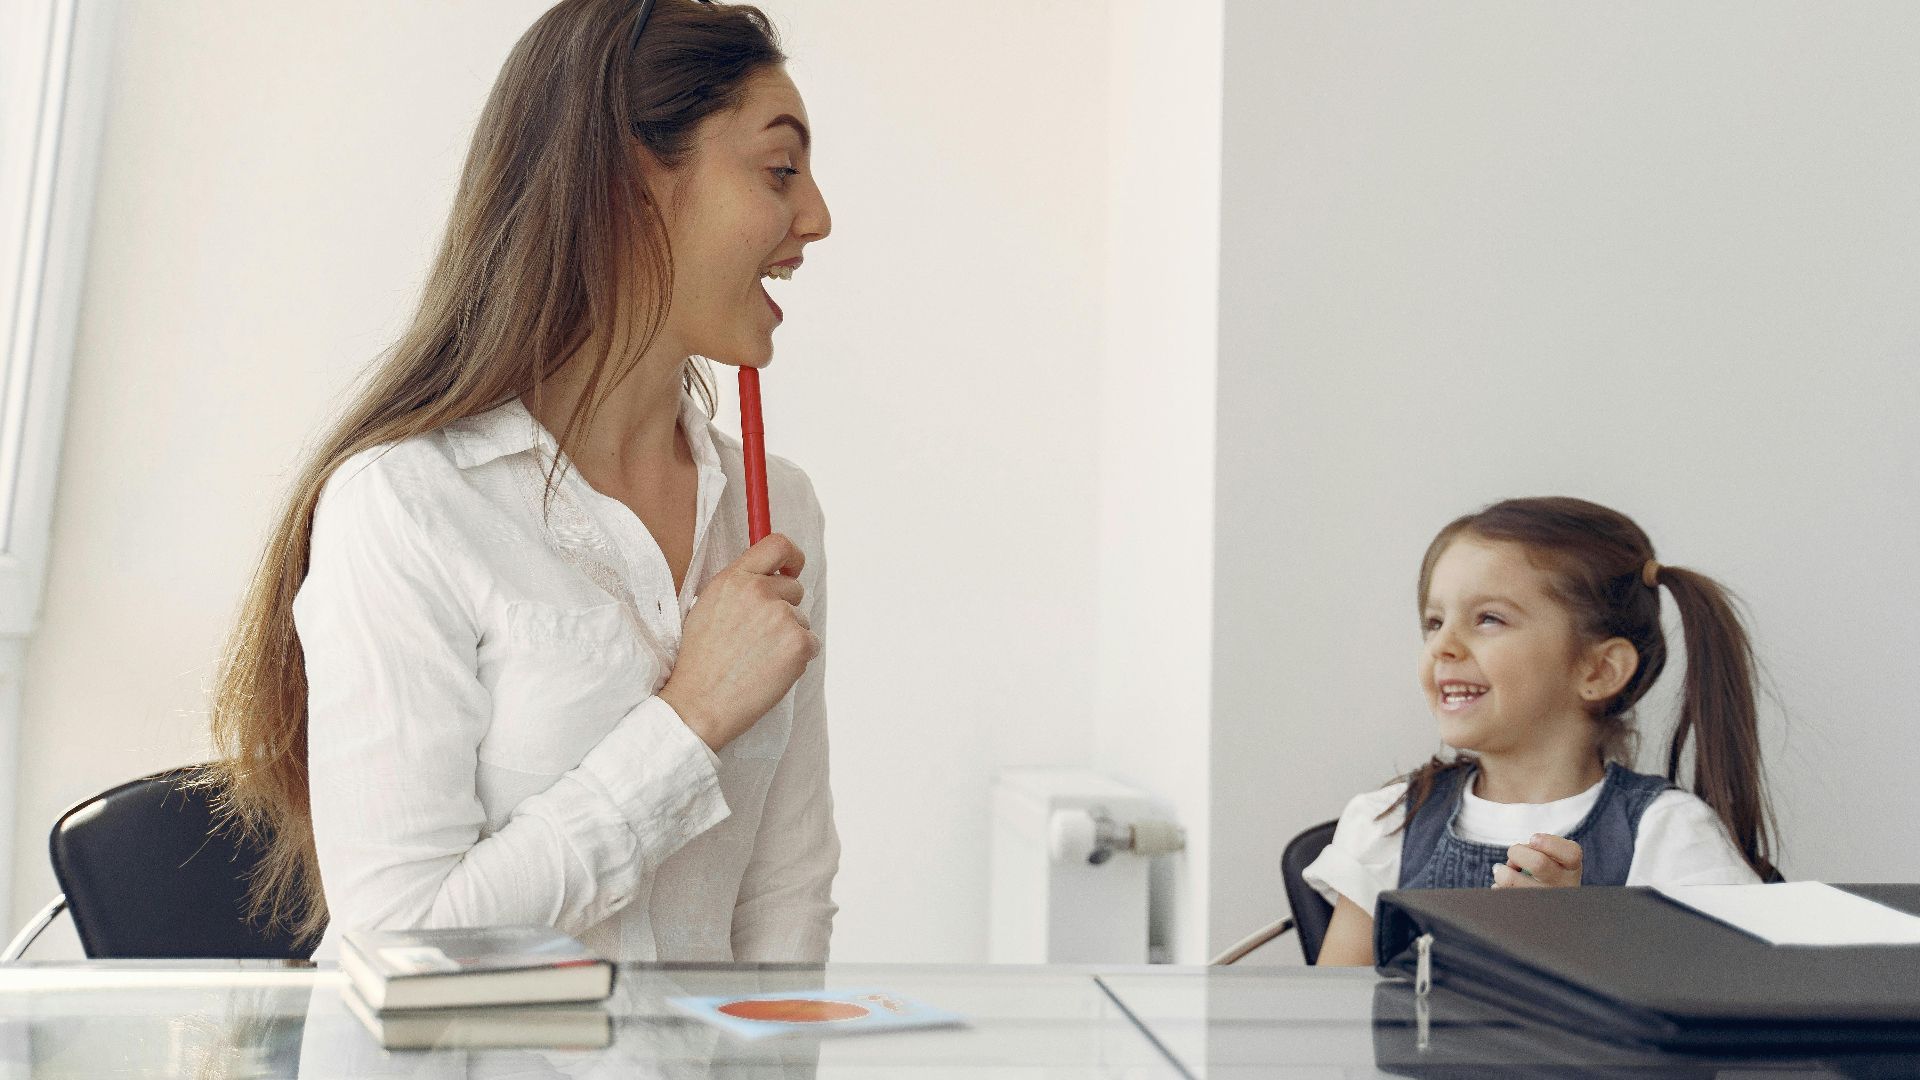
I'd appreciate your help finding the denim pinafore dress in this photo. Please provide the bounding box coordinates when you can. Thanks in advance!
[1397,762,1672,889]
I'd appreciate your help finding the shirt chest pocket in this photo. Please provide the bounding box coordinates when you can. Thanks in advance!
[476,600,665,776]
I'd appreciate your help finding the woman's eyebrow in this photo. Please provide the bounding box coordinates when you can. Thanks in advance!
[764,114,810,152]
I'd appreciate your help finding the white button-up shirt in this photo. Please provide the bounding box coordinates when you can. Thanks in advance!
[297,393,837,963]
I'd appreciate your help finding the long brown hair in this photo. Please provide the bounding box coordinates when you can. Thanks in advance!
[203,0,784,945]
[1388,497,1777,879]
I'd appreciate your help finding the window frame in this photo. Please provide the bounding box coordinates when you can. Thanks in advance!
[0,0,120,927]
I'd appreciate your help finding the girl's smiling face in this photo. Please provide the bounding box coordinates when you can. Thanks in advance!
[647,66,830,369]
[1418,536,1604,757]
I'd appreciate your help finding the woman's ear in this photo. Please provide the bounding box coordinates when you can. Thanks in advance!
[1578,637,1639,704]
[625,143,679,213]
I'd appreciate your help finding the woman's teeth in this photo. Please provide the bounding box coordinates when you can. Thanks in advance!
[762,264,794,281]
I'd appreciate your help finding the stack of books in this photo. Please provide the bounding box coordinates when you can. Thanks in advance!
[340,925,615,1051]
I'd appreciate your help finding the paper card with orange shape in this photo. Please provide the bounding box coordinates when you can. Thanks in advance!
[666,988,966,1040]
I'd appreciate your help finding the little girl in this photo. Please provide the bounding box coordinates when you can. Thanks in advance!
[1306,497,1777,967]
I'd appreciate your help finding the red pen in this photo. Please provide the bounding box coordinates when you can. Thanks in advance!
[738,367,770,544]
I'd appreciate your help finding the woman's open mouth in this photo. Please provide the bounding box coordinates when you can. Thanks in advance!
[760,260,798,323]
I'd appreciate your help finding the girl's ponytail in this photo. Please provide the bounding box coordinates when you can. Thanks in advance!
[1655,565,1777,880]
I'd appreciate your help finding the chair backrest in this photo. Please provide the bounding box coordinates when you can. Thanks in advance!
[50,766,317,959]
[1280,819,1339,965]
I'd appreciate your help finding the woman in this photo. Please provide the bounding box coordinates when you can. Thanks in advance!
[208,0,837,963]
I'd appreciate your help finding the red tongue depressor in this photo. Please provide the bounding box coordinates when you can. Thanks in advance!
[737,367,771,545]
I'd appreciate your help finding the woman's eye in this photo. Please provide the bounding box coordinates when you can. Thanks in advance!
[770,166,799,184]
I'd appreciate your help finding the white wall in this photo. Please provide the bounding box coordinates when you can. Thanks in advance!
[10,0,1113,962]
[1211,1,1920,961]
[1094,0,1223,965]
[741,0,1112,962]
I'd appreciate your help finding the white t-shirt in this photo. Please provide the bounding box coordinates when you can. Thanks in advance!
[1301,771,1760,916]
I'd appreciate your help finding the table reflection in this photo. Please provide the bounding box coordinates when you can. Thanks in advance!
[0,961,1181,1079]
[1370,981,1920,1080]
[1093,966,1920,1080]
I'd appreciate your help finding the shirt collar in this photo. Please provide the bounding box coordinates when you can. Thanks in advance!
[443,391,725,476]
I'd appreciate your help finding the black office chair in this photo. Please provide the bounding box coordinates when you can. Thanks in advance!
[2,766,319,960]
[1280,819,1339,963]
[1212,818,1339,965]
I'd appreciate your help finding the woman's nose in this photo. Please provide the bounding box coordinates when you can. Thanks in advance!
[796,179,830,243]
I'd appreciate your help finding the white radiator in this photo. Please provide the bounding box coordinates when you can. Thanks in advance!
[989,768,1184,964]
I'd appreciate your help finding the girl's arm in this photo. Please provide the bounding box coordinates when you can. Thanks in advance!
[1299,784,1408,966]
[1317,895,1377,967]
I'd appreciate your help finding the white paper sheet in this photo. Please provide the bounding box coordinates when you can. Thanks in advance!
[1656,882,1920,947]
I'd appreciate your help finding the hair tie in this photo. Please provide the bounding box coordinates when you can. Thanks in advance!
[1641,559,1662,589]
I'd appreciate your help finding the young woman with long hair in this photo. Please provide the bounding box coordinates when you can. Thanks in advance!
[207,0,837,962]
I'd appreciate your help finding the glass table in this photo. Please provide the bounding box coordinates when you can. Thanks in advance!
[1,961,1916,1078]
[0,961,1183,1079]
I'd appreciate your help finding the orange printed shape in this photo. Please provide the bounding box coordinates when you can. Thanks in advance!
[717,998,871,1024]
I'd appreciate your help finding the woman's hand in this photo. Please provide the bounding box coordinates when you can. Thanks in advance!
[1492,833,1583,888]
[659,534,818,752]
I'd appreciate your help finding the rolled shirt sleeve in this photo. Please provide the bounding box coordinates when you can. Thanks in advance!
[1300,783,1408,917]
[1626,790,1763,887]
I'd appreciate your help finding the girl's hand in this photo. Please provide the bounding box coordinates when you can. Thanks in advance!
[1492,834,1583,888]
[659,534,818,752]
